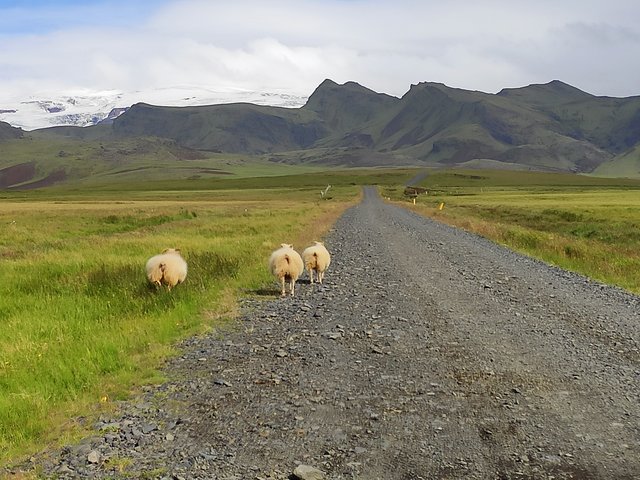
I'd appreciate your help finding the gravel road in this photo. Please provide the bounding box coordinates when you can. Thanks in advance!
[6,186,640,479]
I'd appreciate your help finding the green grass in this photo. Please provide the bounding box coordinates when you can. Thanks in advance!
[409,168,640,188]
[79,166,420,192]
[0,166,418,467]
[0,136,330,188]
[0,201,240,461]
[386,169,640,293]
[0,168,416,465]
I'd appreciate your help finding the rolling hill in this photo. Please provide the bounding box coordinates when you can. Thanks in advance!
[0,121,22,141]
[2,78,640,188]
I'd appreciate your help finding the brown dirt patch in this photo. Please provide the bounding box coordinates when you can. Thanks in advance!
[10,169,67,190]
[0,162,36,188]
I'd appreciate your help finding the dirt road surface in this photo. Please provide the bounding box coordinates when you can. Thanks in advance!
[6,187,639,479]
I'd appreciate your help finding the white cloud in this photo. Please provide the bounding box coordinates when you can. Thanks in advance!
[1,0,640,103]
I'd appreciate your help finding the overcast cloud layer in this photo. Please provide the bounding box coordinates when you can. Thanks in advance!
[1,0,639,101]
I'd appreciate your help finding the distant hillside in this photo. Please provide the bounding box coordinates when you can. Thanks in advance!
[0,121,22,141]
[112,102,326,154]
[111,79,640,174]
[592,144,640,178]
[498,80,640,154]
[8,79,640,179]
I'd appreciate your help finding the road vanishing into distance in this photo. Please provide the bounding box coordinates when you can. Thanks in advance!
[6,187,639,479]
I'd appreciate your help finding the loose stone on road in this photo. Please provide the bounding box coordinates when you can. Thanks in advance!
[6,187,639,479]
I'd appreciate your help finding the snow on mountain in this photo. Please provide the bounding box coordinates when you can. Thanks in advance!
[0,86,308,131]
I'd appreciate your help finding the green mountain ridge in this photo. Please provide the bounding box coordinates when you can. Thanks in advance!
[111,102,327,154]
[2,79,640,188]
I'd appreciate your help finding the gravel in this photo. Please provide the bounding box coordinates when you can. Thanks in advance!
[5,186,639,479]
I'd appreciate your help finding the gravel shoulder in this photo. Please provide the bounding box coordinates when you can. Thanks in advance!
[5,186,639,479]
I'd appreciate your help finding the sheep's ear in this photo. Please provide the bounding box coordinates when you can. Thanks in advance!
[162,248,170,254]
[174,248,181,254]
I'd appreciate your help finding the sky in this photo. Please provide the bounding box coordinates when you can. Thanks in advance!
[1,0,640,101]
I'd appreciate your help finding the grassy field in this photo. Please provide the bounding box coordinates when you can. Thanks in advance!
[0,135,331,188]
[4,165,639,467]
[383,169,640,294]
[0,167,419,467]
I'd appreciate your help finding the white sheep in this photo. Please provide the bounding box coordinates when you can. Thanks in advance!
[302,241,331,284]
[268,243,304,296]
[145,248,188,290]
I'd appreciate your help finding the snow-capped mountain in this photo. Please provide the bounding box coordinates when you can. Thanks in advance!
[0,86,308,131]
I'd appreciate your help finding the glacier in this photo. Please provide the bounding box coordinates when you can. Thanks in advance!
[0,85,308,131]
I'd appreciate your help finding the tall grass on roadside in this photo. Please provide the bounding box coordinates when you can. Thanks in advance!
[0,186,357,465]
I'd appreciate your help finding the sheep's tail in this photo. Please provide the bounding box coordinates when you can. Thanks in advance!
[281,254,294,281]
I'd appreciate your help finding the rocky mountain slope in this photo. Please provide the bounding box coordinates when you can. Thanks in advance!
[75,80,640,172]
[3,79,640,179]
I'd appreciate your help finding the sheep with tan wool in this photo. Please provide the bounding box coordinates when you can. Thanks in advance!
[269,244,304,296]
[302,241,331,284]
[145,248,187,290]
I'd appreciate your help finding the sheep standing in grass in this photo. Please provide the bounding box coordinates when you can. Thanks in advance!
[302,241,331,284]
[269,244,304,296]
[145,248,187,290]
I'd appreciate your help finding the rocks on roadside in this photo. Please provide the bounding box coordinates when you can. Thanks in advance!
[293,464,325,480]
